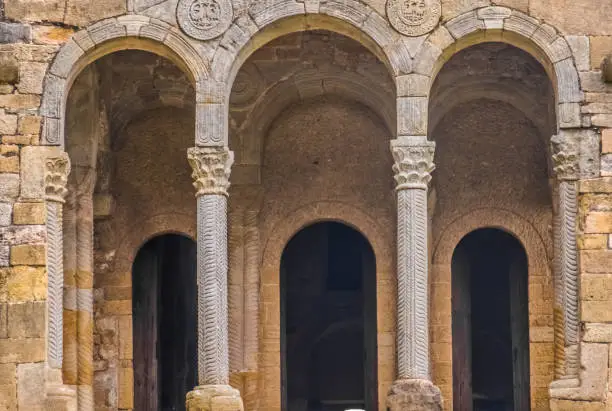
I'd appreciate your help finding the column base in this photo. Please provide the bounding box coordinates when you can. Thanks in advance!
[186,385,244,411]
[46,384,77,411]
[387,379,443,411]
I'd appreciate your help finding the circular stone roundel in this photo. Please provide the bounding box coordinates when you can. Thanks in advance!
[177,0,233,41]
[386,0,441,37]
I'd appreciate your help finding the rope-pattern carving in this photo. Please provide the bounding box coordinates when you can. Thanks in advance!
[552,193,566,379]
[47,201,64,369]
[198,195,230,385]
[560,181,580,378]
[397,189,430,379]
[244,209,260,372]
[228,209,244,375]
[63,189,79,385]
[44,154,70,370]
[392,139,435,380]
[78,386,94,411]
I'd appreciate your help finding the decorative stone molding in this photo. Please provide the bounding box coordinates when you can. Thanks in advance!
[552,134,580,181]
[45,154,71,370]
[391,140,436,190]
[186,385,244,411]
[188,147,234,197]
[386,0,441,37]
[177,0,233,41]
[387,379,443,411]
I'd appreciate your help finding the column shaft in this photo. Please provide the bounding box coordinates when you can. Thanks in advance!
[198,194,229,385]
[397,188,430,380]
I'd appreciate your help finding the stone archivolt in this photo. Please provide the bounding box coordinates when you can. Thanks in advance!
[188,147,234,197]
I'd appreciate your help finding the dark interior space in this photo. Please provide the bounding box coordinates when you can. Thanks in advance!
[280,222,377,411]
[132,234,198,411]
[452,228,530,411]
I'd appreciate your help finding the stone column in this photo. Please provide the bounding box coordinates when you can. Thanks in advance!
[387,137,442,411]
[550,133,581,389]
[186,147,244,411]
[44,153,78,410]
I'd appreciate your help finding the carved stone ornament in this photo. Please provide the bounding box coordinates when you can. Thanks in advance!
[551,133,579,181]
[177,0,233,41]
[45,154,71,203]
[391,142,436,190]
[387,0,442,37]
[188,147,234,196]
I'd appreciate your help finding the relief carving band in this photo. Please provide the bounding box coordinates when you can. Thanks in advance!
[177,0,233,40]
[387,0,441,37]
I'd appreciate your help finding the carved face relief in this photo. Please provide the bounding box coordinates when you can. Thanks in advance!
[387,0,441,37]
[189,0,221,30]
[177,0,233,41]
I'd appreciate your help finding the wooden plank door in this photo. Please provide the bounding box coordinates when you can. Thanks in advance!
[452,247,473,411]
[133,240,160,411]
[510,251,530,411]
[362,240,378,411]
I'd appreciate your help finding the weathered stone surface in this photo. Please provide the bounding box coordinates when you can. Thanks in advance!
[17,62,47,94]
[0,174,19,201]
[31,25,74,45]
[0,246,8,267]
[20,146,64,200]
[186,385,244,411]
[0,338,45,363]
[0,110,19,134]
[5,266,47,302]
[0,203,11,227]
[0,53,19,84]
[387,379,443,411]
[583,323,612,342]
[64,0,128,27]
[0,225,46,246]
[17,362,45,410]
[17,115,41,135]
[0,22,32,44]
[10,244,46,266]
[12,202,45,225]
[8,301,45,338]
[0,144,19,173]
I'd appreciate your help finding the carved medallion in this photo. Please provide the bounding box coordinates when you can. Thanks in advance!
[177,0,233,41]
[387,0,441,37]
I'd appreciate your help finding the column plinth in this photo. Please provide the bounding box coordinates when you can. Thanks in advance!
[186,147,243,411]
[388,139,442,411]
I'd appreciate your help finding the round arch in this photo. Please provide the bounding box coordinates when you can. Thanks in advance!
[415,6,583,132]
[40,15,208,148]
[430,207,553,410]
[258,201,394,410]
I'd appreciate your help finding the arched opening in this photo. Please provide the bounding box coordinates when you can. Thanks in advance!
[132,234,197,410]
[280,222,378,411]
[452,228,530,411]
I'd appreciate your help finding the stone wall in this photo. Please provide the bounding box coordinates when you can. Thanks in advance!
[0,0,612,410]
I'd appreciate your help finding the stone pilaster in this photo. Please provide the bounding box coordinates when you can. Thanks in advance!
[550,132,581,390]
[44,153,77,410]
[186,147,244,411]
[388,137,442,411]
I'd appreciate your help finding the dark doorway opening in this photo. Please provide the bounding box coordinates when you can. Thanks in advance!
[280,222,378,411]
[452,228,530,411]
[132,234,198,411]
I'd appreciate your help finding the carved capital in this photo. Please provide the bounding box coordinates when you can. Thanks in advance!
[391,140,436,190]
[188,147,234,197]
[45,154,71,203]
[551,133,579,181]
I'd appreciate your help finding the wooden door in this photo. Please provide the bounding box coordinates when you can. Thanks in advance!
[510,251,530,411]
[362,240,378,411]
[133,240,160,411]
[452,247,472,411]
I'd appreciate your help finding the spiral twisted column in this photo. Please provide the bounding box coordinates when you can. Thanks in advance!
[550,133,581,388]
[388,138,442,411]
[44,153,77,410]
[186,147,244,411]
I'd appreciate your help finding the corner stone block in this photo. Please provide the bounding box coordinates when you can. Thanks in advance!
[17,362,45,410]
[20,146,65,200]
[10,244,46,266]
[13,202,46,225]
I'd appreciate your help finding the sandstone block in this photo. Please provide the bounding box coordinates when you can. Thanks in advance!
[578,234,608,249]
[12,202,45,225]
[6,266,47,302]
[583,323,612,342]
[0,111,18,134]
[0,246,8,267]
[0,203,10,226]
[64,0,127,27]
[0,338,45,363]
[17,362,44,410]
[0,174,19,201]
[8,301,45,338]
[591,36,612,71]
[0,304,6,338]
[0,225,46,246]
[31,26,74,45]
[0,94,40,111]
[10,244,45,266]
[580,178,612,193]
[583,301,612,322]
[20,146,64,200]
[0,53,18,85]
[118,366,134,409]
[17,62,47,95]
[581,274,612,301]
[584,212,612,233]
[5,0,65,23]
[17,115,41,135]
[0,363,16,385]
[0,22,32,44]
[581,250,612,273]
[0,382,17,410]
[0,145,19,173]
[550,399,605,410]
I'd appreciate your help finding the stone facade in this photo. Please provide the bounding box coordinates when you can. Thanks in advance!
[0,0,611,410]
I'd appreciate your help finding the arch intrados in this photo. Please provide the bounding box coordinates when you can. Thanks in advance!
[227,14,397,100]
[433,208,550,270]
[452,227,528,258]
[430,31,559,104]
[132,231,196,260]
